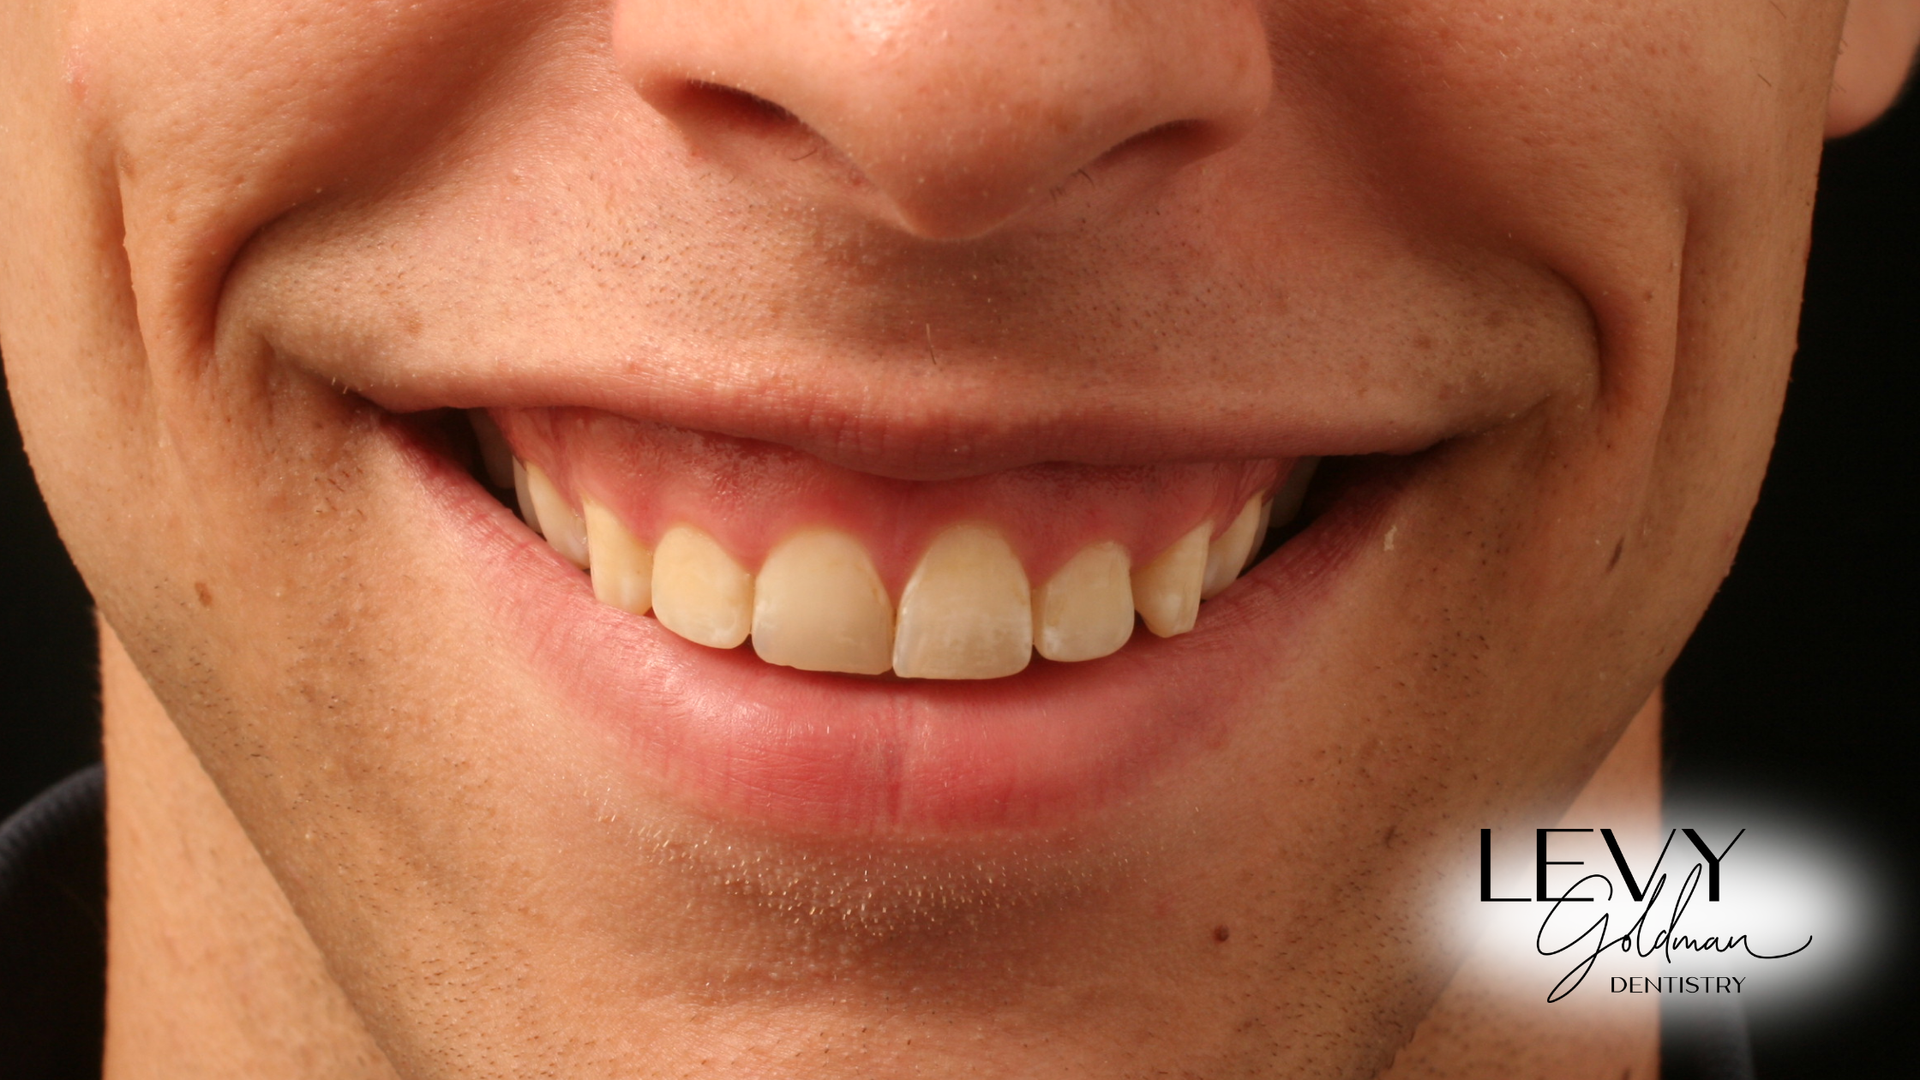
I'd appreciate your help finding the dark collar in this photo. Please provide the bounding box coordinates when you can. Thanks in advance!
[0,765,105,1080]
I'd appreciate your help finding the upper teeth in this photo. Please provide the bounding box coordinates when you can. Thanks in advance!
[502,440,1311,680]
[1128,522,1211,639]
[755,529,896,675]
[1032,540,1134,663]
[893,523,1034,679]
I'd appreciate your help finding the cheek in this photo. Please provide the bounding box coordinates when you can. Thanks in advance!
[1261,0,1836,329]
[30,0,552,722]
[72,0,596,344]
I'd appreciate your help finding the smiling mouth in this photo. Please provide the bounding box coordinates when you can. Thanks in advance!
[470,406,1322,680]
[388,386,1390,834]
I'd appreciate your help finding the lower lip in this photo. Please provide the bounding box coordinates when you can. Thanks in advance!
[404,423,1393,835]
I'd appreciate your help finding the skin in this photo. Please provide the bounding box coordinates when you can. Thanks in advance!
[1,0,1916,1076]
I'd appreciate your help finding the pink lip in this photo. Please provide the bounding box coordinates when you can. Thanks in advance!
[400,418,1394,835]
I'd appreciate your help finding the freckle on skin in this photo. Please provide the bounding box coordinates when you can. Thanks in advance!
[194,582,213,607]
[1213,925,1230,943]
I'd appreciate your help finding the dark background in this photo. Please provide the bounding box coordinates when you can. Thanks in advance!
[1657,89,1919,1074]
[2,92,1914,1078]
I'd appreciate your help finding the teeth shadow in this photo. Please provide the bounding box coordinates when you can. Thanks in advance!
[1246,456,1342,570]
[454,408,534,525]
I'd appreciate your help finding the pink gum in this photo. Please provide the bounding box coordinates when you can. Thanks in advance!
[494,407,1287,594]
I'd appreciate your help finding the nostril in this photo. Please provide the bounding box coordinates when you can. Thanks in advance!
[675,80,804,132]
[1098,118,1218,170]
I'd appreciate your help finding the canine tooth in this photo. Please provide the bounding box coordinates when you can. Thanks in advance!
[467,410,515,489]
[584,497,652,615]
[652,525,754,649]
[752,529,894,675]
[893,524,1032,679]
[525,463,588,569]
[1269,457,1321,532]
[512,459,543,537]
[1201,497,1264,599]
[1132,523,1208,637]
[1032,541,1134,662]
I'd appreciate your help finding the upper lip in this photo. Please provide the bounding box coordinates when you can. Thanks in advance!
[221,149,1592,482]
[277,339,1501,482]
[224,157,1589,483]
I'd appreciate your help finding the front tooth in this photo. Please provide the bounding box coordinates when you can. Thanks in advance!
[893,524,1032,680]
[525,463,588,569]
[1032,541,1134,662]
[752,529,894,675]
[1269,457,1321,532]
[513,459,543,537]
[583,497,652,616]
[1201,497,1264,599]
[467,410,515,489]
[652,525,754,649]
[1131,523,1209,637]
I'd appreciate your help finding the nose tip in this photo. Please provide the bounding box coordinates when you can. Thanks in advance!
[614,0,1272,239]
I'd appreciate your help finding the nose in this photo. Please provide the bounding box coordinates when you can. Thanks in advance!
[613,0,1273,239]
